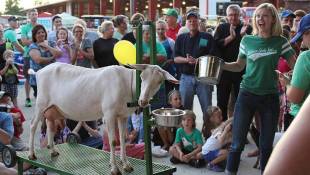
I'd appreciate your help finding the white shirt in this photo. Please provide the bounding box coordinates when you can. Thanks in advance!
[202,132,222,155]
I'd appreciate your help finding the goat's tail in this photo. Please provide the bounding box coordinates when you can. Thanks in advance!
[28,69,36,75]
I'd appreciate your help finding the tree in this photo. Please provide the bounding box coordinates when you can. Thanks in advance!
[4,0,24,16]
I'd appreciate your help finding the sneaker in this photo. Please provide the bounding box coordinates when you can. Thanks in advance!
[189,159,205,168]
[170,157,181,164]
[23,168,47,175]
[207,163,224,172]
[25,98,32,107]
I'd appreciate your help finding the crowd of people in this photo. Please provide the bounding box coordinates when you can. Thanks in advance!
[0,2,309,174]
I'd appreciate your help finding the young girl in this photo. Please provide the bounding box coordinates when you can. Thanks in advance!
[0,50,19,107]
[199,118,233,172]
[169,110,203,167]
[127,108,144,144]
[158,90,183,150]
[55,27,73,64]
[201,106,223,140]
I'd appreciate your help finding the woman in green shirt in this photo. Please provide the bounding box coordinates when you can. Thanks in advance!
[222,3,296,174]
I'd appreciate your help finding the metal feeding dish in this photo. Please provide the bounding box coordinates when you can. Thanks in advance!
[152,108,185,127]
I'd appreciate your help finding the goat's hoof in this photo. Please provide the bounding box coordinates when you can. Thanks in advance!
[111,168,121,175]
[51,152,59,157]
[28,154,37,160]
[123,165,133,172]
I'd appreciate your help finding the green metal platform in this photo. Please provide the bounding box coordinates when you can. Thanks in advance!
[17,143,176,175]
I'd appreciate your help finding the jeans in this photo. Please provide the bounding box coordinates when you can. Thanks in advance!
[217,71,242,120]
[226,89,279,174]
[179,74,212,121]
[82,136,103,149]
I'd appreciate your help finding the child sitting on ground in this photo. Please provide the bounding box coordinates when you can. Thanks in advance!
[127,108,144,144]
[198,118,233,172]
[103,119,145,159]
[157,90,183,150]
[169,110,204,168]
[0,91,27,151]
[202,106,224,140]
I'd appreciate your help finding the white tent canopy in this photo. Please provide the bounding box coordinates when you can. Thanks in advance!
[57,12,79,29]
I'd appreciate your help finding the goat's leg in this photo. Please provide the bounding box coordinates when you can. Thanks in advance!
[28,108,43,160]
[46,119,59,157]
[118,117,133,172]
[106,116,121,175]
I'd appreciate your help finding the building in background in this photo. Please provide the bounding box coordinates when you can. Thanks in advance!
[22,0,198,21]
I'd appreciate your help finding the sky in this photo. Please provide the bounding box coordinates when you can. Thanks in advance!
[0,0,34,13]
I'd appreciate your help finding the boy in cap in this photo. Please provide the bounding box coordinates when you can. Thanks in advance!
[4,16,24,54]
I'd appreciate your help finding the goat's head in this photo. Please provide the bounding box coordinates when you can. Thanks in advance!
[128,64,179,108]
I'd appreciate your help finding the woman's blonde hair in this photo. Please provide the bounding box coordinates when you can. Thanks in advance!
[98,21,114,34]
[72,23,85,38]
[252,3,282,36]
[3,50,14,59]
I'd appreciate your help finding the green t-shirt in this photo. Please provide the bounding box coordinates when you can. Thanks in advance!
[142,41,167,60]
[112,31,124,40]
[20,23,34,57]
[290,50,310,117]
[4,28,18,44]
[174,128,203,152]
[238,35,295,95]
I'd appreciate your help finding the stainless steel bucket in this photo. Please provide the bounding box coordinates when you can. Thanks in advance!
[195,55,224,85]
[151,108,186,127]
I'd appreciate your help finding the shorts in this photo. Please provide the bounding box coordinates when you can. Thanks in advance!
[23,57,30,80]
[11,136,28,151]
[203,149,220,162]
[3,84,18,98]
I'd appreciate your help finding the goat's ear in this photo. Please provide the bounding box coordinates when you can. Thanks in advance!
[162,70,179,84]
[127,64,149,71]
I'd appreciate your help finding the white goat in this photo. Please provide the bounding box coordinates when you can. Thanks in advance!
[28,62,178,175]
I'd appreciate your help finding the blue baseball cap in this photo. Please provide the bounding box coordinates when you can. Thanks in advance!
[186,12,199,19]
[281,10,296,18]
[291,14,310,43]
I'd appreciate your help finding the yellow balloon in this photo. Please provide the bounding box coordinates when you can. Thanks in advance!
[113,40,136,65]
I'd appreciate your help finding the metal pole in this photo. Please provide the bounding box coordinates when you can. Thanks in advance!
[130,0,135,17]
[143,21,157,175]
[135,22,154,175]
[135,23,143,99]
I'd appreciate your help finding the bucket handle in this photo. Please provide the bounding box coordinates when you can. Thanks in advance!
[194,57,201,82]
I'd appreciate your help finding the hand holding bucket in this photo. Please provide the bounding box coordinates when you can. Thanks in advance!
[113,40,136,65]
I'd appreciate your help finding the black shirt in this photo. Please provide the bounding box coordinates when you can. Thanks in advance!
[214,22,252,62]
[174,31,218,75]
[122,32,136,44]
[0,41,6,61]
[93,38,119,68]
